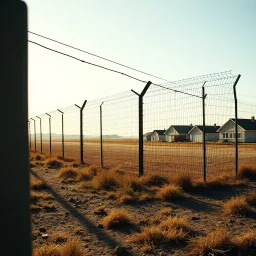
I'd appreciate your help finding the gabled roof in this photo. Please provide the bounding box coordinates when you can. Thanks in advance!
[143,132,152,137]
[217,118,256,132]
[166,125,192,134]
[152,130,166,135]
[189,125,220,134]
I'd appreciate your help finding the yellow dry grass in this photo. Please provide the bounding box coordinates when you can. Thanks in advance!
[186,228,232,256]
[158,208,173,216]
[33,238,84,256]
[57,167,79,182]
[30,191,54,201]
[157,184,183,201]
[244,191,256,206]
[159,216,190,232]
[238,165,256,179]
[171,173,193,191]
[232,231,256,248]
[102,208,132,228]
[140,174,169,187]
[30,178,47,190]
[45,157,63,169]
[223,196,252,216]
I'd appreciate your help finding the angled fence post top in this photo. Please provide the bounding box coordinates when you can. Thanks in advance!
[131,81,152,97]
[45,113,51,117]
[57,109,64,114]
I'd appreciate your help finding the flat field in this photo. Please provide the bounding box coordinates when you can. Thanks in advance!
[31,140,256,180]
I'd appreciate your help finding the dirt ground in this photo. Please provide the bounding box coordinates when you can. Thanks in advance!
[31,160,256,256]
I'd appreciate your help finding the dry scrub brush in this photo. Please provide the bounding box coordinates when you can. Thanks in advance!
[30,178,47,190]
[223,196,252,216]
[57,167,79,182]
[33,237,84,256]
[130,216,189,246]
[186,228,232,256]
[171,173,193,191]
[232,231,256,249]
[45,157,63,169]
[157,184,183,201]
[238,165,256,179]
[102,208,133,228]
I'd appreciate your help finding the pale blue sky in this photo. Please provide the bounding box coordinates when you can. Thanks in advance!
[25,0,256,132]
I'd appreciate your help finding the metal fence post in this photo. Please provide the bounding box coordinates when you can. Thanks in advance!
[30,118,36,151]
[75,100,87,164]
[100,102,104,168]
[36,116,42,153]
[202,82,207,182]
[28,120,31,149]
[131,81,152,176]
[233,74,241,175]
[57,109,64,158]
[45,113,52,155]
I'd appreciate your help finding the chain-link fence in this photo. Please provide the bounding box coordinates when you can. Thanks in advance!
[29,71,256,181]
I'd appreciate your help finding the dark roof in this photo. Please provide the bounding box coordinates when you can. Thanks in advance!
[231,118,256,130]
[153,130,166,135]
[192,125,220,133]
[143,132,152,137]
[170,125,192,133]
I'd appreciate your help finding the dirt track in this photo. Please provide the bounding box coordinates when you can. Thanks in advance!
[31,140,256,180]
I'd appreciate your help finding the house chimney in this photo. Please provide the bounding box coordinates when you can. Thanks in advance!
[190,123,193,127]
[252,116,255,122]
[214,123,216,127]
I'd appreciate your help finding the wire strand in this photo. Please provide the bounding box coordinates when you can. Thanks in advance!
[28,40,147,84]
[28,31,171,83]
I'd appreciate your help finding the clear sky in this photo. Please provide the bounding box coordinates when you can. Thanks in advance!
[24,0,256,135]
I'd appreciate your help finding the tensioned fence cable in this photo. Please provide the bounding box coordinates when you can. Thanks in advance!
[28,31,171,83]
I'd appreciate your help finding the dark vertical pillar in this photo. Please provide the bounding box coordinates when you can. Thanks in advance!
[233,75,241,175]
[75,101,87,164]
[1,1,31,255]
[202,83,207,182]
[132,81,151,176]
[36,116,42,153]
[28,120,31,149]
[57,109,64,158]
[30,118,36,151]
[100,102,104,168]
[46,113,52,155]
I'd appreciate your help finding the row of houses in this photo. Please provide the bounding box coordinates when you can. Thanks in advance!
[144,117,256,143]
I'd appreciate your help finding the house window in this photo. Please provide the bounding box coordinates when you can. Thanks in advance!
[238,133,241,138]
[223,133,226,139]
[230,133,232,138]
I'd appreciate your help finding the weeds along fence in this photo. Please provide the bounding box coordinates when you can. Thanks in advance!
[29,71,256,181]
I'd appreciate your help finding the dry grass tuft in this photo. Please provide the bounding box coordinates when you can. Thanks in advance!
[78,168,94,181]
[206,175,247,188]
[186,228,232,256]
[93,170,120,190]
[57,167,79,182]
[130,225,187,245]
[238,165,256,179]
[33,238,84,256]
[30,191,54,201]
[158,208,173,216]
[157,184,183,201]
[141,174,169,187]
[245,191,256,206]
[31,204,41,212]
[30,178,47,190]
[159,216,190,232]
[232,231,256,248]
[171,173,193,191]
[50,232,69,244]
[118,194,135,204]
[223,196,252,216]
[121,175,144,193]
[57,156,75,162]
[45,157,63,169]
[93,206,107,215]
[102,208,132,228]
[105,191,119,200]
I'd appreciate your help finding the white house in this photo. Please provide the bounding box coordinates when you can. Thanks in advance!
[217,117,256,142]
[164,125,192,142]
[143,132,152,141]
[188,125,220,142]
[151,130,166,142]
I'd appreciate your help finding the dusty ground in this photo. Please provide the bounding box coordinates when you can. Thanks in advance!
[30,159,256,256]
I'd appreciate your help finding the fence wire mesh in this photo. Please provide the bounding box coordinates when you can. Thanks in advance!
[29,71,256,181]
